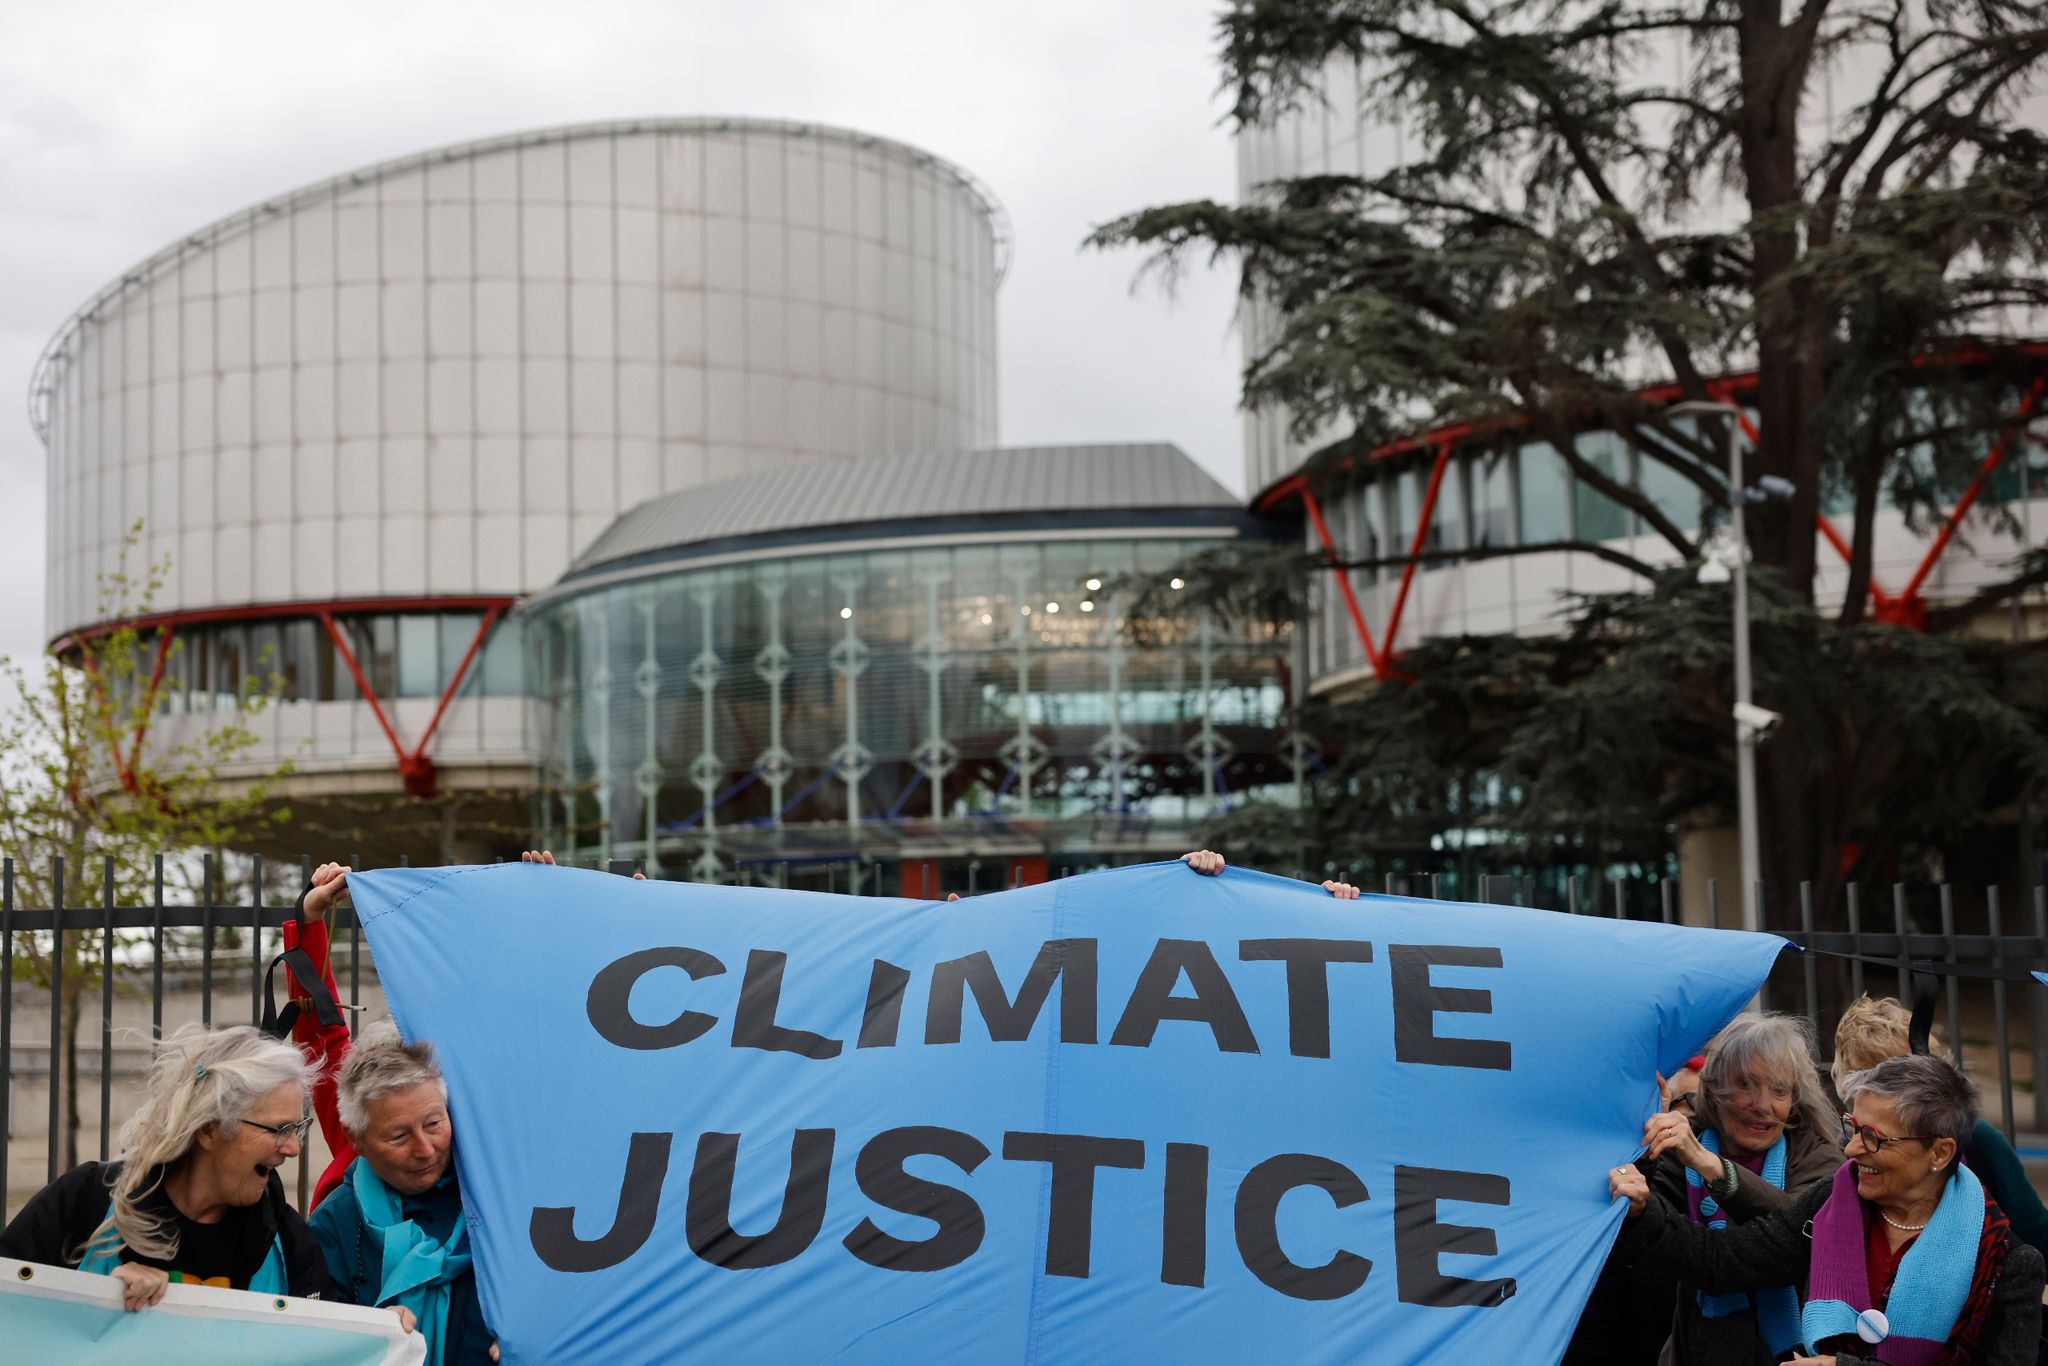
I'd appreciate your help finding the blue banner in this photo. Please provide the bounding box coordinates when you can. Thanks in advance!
[350,862,1783,1364]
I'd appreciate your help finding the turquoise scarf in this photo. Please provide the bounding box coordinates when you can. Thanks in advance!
[350,1157,472,1366]
[1684,1129,1802,1354]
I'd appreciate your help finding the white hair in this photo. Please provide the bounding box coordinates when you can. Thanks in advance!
[335,1022,447,1134]
[83,1025,311,1263]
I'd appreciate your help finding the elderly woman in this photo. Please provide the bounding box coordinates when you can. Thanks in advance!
[0,1025,338,1309]
[1833,995,2048,1256]
[1630,1015,1846,1364]
[1612,1053,2046,1365]
[310,1025,493,1366]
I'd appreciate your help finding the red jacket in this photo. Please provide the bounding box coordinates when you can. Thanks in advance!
[282,912,356,1209]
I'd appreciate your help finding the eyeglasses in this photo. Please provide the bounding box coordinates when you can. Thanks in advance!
[1839,1117,1939,1154]
[1667,1092,1698,1113]
[242,1115,315,1149]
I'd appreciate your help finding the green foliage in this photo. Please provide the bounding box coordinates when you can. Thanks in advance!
[0,524,292,1166]
[1091,0,2048,599]
[1140,544,2048,883]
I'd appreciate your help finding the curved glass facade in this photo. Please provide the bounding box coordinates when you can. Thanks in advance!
[528,535,1299,885]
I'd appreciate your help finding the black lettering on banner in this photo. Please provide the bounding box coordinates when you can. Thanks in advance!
[1001,1132,1146,1278]
[586,948,726,1051]
[1108,939,1259,1053]
[1161,1142,1209,1288]
[1388,945,1512,1071]
[530,1131,674,1272]
[925,939,1098,1045]
[1393,1166,1517,1307]
[686,1129,837,1269]
[1237,939,1377,1059]
[858,961,912,1049]
[842,1126,992,1272]
[1233,1153,1372,1301]
[733,949,844,1059]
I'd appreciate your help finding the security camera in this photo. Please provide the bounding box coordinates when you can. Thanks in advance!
[1733,701,1783,736]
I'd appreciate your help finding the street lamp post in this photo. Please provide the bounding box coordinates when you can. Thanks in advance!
[1666,401,1766,935]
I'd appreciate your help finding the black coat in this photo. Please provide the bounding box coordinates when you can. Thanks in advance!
[0,1160,334,1298]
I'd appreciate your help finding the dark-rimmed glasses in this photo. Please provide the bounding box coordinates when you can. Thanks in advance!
[241,1115,315,1149]
[1839,1116,1938,1154]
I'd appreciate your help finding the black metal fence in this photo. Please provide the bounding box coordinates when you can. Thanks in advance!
[4,855,2045,1225]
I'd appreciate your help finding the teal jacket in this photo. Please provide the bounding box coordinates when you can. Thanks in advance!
[309,1167,493,1366]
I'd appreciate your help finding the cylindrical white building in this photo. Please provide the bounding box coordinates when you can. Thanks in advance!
[32,117,1007,855]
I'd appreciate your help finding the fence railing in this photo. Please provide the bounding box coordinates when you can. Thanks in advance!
[4,856,2045,1225]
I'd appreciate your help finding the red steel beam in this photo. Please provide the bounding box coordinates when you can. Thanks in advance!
[52,595,518,655]
[407,606,503,767]
[1301,485,1385,675]
[316,611,407,762]
[125,626,176,776]
[1897,376,2048,605]
[1377,439,1455,661]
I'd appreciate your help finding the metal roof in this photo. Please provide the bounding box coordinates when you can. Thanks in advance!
[567,444,1244,578]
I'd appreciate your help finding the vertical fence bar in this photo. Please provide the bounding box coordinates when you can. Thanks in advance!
[1385,873,1397,897]
[348,852,362,1015]
[151,856,164,1040]
[1,858,13,1212]
[1431,873,1442,900]
[48,855,64,1183]
[200,853,214,1029]
[98,858,113,1162]
[1846,885,1865,1000]
[1798,882,1819,1036]
[1756,880,1771,1012]
[1938,885,1962,1074]
[1707,879,1720,931]
[250,855,265,1027]
[1892,884,1912,1003]
[1520,875,1532,907]
[1566,878,1579,916]
[1612,881,1626,920]
[297,855,312,1213]
[1990,887,2016,1145]
[1661,880,1674,926]
[2034,886,2048,1131]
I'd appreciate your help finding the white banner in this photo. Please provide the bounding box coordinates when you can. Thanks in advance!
[0,1256,424,1365]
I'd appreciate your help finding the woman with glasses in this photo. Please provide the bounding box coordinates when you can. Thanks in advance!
[1832,994,2048,1258]
[0,1024,356,1314]
[1611,1053,2045,1365]
[1621,1014,1845,1364]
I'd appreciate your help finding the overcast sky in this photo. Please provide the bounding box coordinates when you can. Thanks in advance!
[0,0,1245,666]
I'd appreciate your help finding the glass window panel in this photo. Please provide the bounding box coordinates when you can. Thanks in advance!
[1518,442,1572,542]
[1431,456,1465,555]
[398,615,439,698]
[1637,435,1702,535]
[1574,431,1632,543]
[1346,475,1379,585]
[213,626,245,711]
[161,631,187,714]
[280,619,317,701]
[438,612,483,693]
[1469,446,1514,549]
[248,623,282,696]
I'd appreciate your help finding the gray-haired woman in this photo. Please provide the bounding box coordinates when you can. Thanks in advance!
[1629,1014,1846,1363]
[0,1025,340,1310]
[309,1024,494,1366]
[1611,1053,2045,1365]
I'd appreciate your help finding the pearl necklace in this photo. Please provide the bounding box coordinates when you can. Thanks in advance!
[1880,1209,1931,1233]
